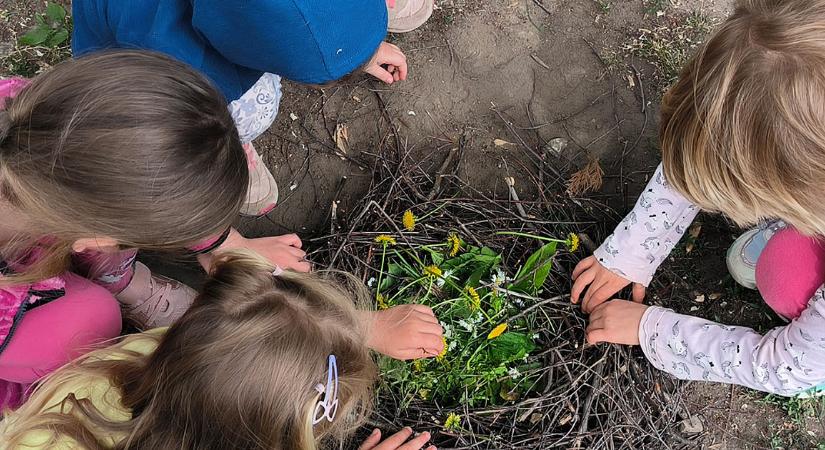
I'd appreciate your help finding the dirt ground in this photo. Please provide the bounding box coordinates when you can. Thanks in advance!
[2,0,825,448]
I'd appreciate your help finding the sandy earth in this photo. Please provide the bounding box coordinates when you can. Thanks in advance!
[2,0,825,447]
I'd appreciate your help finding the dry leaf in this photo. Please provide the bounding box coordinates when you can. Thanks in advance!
[685,223,702,253]
[709,293,722,301]
[334,123,349,155]
[494,138,515,147]
[566,158,604,196]
[694,294,705,303]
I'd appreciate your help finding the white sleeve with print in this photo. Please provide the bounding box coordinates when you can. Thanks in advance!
[593,164,699,286]
[639,286,825,396]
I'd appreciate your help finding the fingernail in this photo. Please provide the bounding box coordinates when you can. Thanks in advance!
[371,428,380,436]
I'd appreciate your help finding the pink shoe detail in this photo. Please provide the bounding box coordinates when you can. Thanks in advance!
[115,262,196,329]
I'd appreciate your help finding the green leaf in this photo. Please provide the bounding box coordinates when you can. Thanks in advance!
[46,28,68,47]
[488,332,536,364]
[430,251,444,266]
[35,14,48,26]
[378,263,406,292]
[510,242,557,293]
[46,3,67,23]
[18,26,51,46]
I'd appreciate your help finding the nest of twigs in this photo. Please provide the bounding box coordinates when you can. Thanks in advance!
[308,129,694,449]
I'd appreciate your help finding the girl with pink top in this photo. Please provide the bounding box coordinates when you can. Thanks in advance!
[572,0,825,396]
[0,51,444,410]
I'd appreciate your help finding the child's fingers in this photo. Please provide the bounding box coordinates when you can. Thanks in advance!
[414,311,440,326]
[572,256,595,279]
[395,58,408,80]
[397,432,432,450]
[582,279,612,313]
[377,427,415,448]
[411,304,436,316]
[631,283,646,303]
[587,315,605,331]
[359,429,383,450]
[421,333,445,353]
[416,321,444,337]
[582,284,615,314]
[277,233,303,248]
[586,328,608,344]
[289,260,312,273]
[571,270,596,304]
[373,67,395,84]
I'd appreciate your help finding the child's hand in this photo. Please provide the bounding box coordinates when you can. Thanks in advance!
[364,305,444,360]
[359,427,436,450]
[200,229,311,273]
[364,42,408,84]
[585,300,648,345]
[572,256,646,313]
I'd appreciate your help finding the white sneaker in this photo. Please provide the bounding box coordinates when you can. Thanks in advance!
[388,0,434,33]
[726,220,786,290]
[116,262,197,329]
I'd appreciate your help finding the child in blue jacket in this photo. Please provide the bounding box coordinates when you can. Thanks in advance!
[71,0,433,321]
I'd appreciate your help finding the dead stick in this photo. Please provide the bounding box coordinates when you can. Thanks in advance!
[505,176,530,219]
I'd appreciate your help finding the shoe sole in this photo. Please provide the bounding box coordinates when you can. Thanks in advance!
[388,0,434,33]
[726,228,759,290]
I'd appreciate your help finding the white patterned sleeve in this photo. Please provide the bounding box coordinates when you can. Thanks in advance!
[639,286,825,396]
[593,164,699,286]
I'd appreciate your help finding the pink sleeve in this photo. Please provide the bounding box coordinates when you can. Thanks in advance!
[0,78,30,107]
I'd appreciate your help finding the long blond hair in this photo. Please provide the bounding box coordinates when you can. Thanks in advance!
[661,0,825,236]
[1,251,377,449]
[0,50,248,285]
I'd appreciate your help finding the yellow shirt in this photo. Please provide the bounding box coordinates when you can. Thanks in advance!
[1,328,165,449]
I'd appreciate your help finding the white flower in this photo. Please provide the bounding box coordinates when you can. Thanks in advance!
[508,367,522,379]
[457,319,475,332]
[442,322,454,339]
[367,277,376,288]
[435,270,455,288]
[448,340,458,351]
[491,269,507,286]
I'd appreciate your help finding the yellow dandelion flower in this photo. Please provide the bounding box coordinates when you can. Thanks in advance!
[465,286,481,311]
[567,233,580,252]
[436,336,448,361]
[444,413,461,432]
[374,234,397,246]
[402,210,416,231]
[487,323,508,340]
[447,233,461,257]
[422,265,443,279]
[413,359,424,372]
[375,293,389,310]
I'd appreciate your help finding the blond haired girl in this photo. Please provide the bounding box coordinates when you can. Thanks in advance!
[1,252,437,450]
[572,0,825,396]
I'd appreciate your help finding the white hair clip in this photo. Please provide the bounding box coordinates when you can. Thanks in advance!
[271,266,284,277]
[312,354,339,425]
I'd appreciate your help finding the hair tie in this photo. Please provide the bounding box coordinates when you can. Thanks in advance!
[312,354,339,425]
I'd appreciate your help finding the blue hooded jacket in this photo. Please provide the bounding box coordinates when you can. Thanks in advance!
[72,0,388,101]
